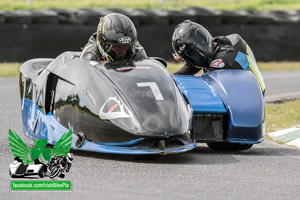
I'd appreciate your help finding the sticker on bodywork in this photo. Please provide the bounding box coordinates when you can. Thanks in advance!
[116,66,151,71]
[99,97,131,120]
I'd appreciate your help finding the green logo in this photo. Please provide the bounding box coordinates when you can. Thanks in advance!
[9,129,72,164]
[9,129,73,179]
[11,180,71,191]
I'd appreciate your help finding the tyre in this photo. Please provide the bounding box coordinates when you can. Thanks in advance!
[50,167,60,179]
[65,164,71,173]
[9,170,15,178]
[207,142,253,151]
[59,173,65,178]
[39,172,45,178]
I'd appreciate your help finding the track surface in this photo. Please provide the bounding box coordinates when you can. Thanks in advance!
[263,71,300,102]
[1,73,300,200]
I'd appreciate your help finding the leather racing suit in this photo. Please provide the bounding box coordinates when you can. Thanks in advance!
[174,34,265,94]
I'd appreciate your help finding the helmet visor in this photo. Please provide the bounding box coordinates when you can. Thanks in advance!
[179,45,205,67]
[106,42,134,60]
[111,44,129,57]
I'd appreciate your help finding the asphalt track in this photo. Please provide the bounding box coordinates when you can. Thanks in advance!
[263,71,300,103]
[1,72,300,200]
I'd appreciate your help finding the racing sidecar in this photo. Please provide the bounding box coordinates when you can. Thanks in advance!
[9,157,47,178]
[19,52,194,155]
[19,51,265,154]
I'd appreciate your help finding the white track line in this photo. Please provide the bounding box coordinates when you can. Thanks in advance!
[269,126,300,138]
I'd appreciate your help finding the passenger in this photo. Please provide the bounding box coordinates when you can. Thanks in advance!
[80,13,147,62]
[172,20,265,94]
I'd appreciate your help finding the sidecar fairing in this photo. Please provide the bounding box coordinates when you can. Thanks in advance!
[173,70,265,151]
[9,159,46,178]
[19,52,195,155]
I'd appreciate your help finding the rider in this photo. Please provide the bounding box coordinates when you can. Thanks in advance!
[80,13,147,62]
[172,20,265,94]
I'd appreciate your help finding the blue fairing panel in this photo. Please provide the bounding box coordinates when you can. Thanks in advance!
[204,70,265,143]
[21,98,196,154]
[173,70,265,144]
[21,98,79,146]
[172,75,227,114]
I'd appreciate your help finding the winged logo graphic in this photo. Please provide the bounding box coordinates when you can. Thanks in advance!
[9,129,72,164]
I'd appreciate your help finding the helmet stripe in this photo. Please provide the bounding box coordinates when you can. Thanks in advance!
[116,14,126,30]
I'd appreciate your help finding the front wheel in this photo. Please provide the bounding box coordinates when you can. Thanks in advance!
[207,142,253,151]
[39,172,45,178]
[50,167,61,179]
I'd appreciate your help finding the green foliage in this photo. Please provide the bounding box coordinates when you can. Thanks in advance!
[1,0,300,11]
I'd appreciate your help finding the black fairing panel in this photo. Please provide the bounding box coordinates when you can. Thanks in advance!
[23,52,190,142]
[20,58,53,112]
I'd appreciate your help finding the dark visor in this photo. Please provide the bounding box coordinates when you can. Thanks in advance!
[106,42,132,59]
[179,45,205,67]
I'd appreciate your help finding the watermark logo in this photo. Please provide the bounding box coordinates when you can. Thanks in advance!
[11,180,71,191]
[9,129,74,180]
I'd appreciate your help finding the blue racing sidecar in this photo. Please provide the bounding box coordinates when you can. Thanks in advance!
[19,52,265,154]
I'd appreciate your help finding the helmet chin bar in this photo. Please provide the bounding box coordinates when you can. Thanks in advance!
[98,43,114,61]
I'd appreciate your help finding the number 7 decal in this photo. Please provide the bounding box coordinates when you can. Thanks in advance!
[137,82,164,101]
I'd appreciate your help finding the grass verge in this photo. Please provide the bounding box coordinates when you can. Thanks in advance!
[266,100,300,133]
[1,0,300,11]
[0,63,20,78]
[2,61,300,77]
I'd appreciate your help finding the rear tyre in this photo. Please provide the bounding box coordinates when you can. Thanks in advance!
[59,173,65,178]
[207,142,253,151]
[50,167,60,179]
[39,173,45,178]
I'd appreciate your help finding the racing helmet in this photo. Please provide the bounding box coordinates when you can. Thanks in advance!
[96,13,137,61]
[172,20,214,68]
[66,153,73,163]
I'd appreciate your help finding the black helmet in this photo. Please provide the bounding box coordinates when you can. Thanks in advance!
[172,20,214,68]
[97,13,137,61]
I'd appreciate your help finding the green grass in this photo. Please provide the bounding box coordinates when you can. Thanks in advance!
[1,61,300,77]
[0,63,20,77]
[266,100,300,133]
[2,61,300,78]
[1,0,300,11]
